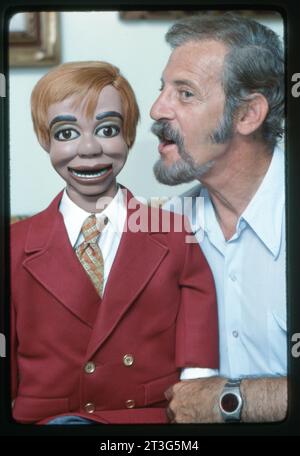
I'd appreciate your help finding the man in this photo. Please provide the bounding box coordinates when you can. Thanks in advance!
[150,13,287,423]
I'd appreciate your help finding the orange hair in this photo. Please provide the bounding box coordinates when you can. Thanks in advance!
[31,61,140,150]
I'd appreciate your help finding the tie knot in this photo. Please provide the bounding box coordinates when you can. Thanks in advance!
[81,214,107,244]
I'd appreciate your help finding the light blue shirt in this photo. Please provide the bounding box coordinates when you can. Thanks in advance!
[165,147,286,379]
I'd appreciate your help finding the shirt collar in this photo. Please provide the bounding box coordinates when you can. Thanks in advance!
[238,146,285,257]
[59,186,126,247]
[194,146,285,257]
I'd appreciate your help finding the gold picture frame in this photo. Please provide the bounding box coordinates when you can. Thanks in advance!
[119,10,280,20]
[119,11,199,20]
[9,11,61,67]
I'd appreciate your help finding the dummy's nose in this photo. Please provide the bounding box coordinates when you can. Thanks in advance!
[77,135,103,157]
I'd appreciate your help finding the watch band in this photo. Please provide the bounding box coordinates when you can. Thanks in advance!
[219,378,243,422]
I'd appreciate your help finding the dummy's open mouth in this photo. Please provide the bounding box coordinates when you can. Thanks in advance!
[68,164,113,179]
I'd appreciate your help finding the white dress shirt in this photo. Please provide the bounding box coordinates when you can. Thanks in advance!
[166,147,286,379]
[59,187,126,292]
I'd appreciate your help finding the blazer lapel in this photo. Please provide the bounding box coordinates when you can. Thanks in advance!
[86,191,169,359]
[23,192,100,328]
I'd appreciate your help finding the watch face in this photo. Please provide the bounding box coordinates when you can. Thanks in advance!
[221,393,239,413]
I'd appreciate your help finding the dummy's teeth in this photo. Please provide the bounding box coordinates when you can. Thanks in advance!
[71,168,110,178]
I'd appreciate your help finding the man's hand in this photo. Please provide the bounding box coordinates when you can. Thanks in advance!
[165,376,226,423]
[165,376,288,423]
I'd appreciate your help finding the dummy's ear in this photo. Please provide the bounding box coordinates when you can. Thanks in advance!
[235,93,269,136]
[37,136,50,153]
[41,144,50,153]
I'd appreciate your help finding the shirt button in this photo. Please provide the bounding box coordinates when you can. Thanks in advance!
[240,220,246,230]
[232,330,239,338]
[229,273,237,282]
[123,354,134,367]
[84,361,96,374]
[97,216,109,230]
[84,402,96,413]
[125,399,135,409]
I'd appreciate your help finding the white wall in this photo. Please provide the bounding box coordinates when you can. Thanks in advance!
[9,11,284,215]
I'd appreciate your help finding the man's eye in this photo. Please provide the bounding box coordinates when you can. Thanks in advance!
[54,128,79,141]
[180,90,194,99]
[96,125,120,138]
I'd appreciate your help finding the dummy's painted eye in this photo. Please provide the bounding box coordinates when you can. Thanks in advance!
[95,125,120,138]
[54,128,79,141]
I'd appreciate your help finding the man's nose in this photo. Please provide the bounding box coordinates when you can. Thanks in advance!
[150,91,175,121]
[77,134,103,157]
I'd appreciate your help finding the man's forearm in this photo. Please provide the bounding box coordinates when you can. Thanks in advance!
[241,377,287,422]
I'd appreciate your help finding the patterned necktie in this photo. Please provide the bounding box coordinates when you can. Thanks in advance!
[75,214,106,296]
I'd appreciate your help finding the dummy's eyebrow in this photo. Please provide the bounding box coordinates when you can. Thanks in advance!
[95,111,123,121]
[49,115,77,129]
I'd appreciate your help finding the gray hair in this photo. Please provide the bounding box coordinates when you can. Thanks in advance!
[166,13,284,148]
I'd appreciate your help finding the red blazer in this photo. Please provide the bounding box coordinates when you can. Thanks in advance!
[10,188,218,424]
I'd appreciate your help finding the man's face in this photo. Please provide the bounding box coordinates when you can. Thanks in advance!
[47,85,128,207]
[150,40,231,184]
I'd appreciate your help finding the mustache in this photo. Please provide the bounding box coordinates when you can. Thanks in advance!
[151,120,183,146]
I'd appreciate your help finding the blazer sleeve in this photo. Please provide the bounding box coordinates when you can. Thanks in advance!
[175,227,219,369]
[10,297,18,401]
[10,222,22,402]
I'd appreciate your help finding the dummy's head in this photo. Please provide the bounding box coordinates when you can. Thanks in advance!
[31,60,140,150]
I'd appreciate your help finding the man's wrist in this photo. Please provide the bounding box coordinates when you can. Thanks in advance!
[219,378,243,422]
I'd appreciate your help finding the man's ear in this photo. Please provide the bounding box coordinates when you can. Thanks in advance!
[235,93,269,136]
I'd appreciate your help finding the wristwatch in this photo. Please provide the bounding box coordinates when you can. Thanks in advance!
[219,378,243,422]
